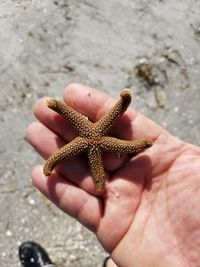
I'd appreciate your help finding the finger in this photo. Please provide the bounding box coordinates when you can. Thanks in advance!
[32,165,102,232]
[26,121,97,194]
[63,83,164,140]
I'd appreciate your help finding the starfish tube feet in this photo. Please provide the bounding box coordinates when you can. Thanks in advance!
[43,137,88,176]
[120,88,132,103]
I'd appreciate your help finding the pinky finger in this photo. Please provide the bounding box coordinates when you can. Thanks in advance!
[32,165,102,232]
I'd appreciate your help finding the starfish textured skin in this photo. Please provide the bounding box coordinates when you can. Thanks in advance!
[43,89,153,193]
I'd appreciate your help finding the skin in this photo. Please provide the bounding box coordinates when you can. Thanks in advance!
[26,83,200,267]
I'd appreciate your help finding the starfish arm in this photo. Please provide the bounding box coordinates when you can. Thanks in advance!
[47,99,93,137]
[88,147,106,193]
[43,137,88,176]
[94,88,132,135]
[100,136,153,154]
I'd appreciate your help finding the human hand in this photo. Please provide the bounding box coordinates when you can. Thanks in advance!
[26,84,200,267]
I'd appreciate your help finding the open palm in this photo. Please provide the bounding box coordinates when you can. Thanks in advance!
[27,84,200,267]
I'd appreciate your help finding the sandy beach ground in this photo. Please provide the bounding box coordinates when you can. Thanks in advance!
[0,0,200,266]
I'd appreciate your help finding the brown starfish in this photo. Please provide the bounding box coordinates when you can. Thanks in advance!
[43,89,153,193]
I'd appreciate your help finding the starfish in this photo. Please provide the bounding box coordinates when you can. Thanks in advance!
[43,89,153,193]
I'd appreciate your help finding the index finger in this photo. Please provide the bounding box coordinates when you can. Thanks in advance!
[63,83,164,140]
